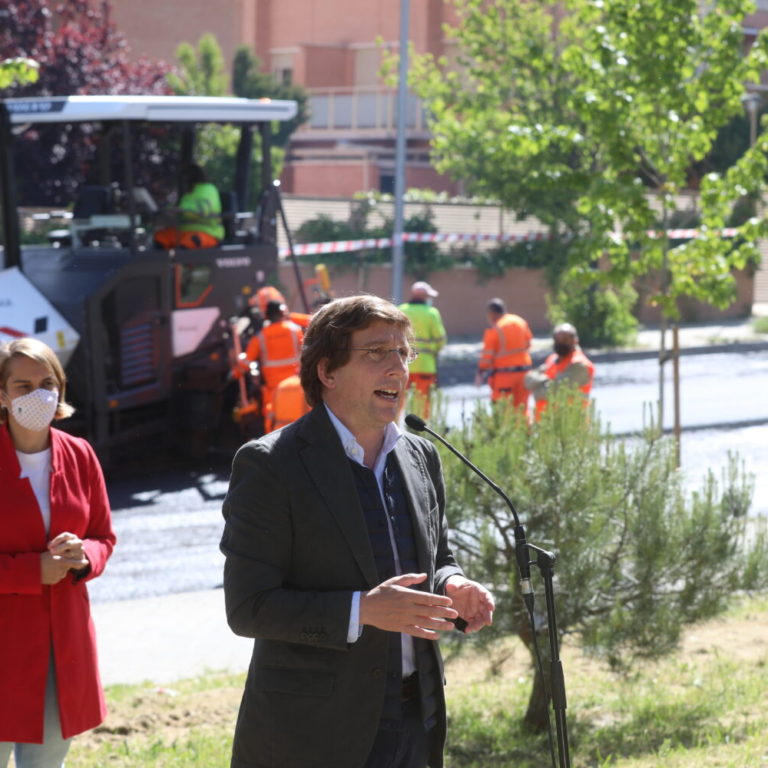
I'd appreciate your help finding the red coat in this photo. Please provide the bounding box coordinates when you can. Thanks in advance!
[0,425,116,743]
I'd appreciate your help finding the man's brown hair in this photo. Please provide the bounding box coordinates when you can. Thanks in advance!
[300,295,413,408]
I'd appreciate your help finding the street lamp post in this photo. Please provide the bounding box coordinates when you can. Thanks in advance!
[742,91,759,149]
[391,0,410,305]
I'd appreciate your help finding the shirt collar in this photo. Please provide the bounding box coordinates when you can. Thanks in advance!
[323,402,402,468]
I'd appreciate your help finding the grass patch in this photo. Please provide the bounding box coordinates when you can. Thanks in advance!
[66,595,768,767]
[752,316,768,335]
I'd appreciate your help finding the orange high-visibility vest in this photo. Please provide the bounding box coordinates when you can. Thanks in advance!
[478,313,533,407]
[534,346,595,417]
[246,319,303,389]
[269,374,310,432]
[478,314,532,372]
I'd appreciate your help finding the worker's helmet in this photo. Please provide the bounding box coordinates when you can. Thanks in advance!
[251,286,287,315]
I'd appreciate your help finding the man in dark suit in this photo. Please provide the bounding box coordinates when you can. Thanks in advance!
[221,294,494,768]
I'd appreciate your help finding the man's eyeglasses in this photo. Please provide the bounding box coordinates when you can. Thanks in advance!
[348,346,419,365]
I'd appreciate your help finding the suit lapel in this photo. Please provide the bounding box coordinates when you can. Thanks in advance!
[296,407,379,586]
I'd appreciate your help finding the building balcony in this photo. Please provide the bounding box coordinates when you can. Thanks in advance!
[296,87,430,141]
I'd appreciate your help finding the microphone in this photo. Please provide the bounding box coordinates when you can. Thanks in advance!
[404,414,533,602]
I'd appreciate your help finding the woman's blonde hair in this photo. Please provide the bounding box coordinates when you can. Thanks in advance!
[0,338,75,423]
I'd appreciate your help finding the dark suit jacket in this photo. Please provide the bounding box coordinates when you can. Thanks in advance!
[220,404,464,768]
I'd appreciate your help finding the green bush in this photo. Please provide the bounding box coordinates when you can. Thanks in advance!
[293,203,451,276]
[549,277,638,348]
[430,390,768,729]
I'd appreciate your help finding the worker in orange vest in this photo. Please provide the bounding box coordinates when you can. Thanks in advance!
[246,300,304,417]
[475,298,533,411]
[524,322,595,419]
[268,374,310,432]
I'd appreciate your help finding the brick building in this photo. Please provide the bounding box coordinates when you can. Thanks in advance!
[109,0,463,197]
[110,0,768,199]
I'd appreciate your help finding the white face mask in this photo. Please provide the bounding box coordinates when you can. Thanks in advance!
[8,388,59,432]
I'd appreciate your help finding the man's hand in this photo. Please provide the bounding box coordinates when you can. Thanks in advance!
[474,372,484,387]
[360,573,459,640]
[445,576,495,633]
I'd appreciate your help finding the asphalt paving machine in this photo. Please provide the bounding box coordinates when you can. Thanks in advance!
[0,94,298,462]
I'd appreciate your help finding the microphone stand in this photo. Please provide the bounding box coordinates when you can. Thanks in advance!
[403,414,534,612]
[404,414,572,768]
[527,543,571,768]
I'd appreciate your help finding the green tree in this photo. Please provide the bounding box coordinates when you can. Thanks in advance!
[433,391,768,730]
[0,57,39,89]
[166,34,236,193]
[167,34,228,97]
[232,46,309,147]
[168,37,308,205]
[409,0,768,331]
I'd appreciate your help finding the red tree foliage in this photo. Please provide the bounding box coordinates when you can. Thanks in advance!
[0,0,170,96]
[1,1,174,206]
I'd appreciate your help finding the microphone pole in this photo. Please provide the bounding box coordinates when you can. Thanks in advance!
[404,413,533,610]
[405,413,572,768]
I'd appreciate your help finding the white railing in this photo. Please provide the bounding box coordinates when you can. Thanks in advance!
[300,87,428,133]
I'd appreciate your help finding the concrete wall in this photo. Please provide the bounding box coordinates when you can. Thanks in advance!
[280,164,461,197]
[277,262,551,337]
[279,195,546,251]
[276,261,755,339]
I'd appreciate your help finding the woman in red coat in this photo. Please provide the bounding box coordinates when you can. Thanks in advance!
[0,337,116,768]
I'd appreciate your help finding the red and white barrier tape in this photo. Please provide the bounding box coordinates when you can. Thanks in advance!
[646,228,739,239]
[279,227,740,259]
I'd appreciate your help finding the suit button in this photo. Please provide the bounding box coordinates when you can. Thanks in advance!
[371,666,384,678]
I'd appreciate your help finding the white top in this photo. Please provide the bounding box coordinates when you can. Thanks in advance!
[16,447,52,535]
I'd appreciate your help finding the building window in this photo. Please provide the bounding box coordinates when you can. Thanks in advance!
[275,68,293,86]
[175,262,213,308]
[379,173,395,195]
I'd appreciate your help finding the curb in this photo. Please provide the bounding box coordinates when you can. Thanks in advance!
[588,340,768,364]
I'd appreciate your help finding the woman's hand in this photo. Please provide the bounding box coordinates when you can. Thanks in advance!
[42,532,90,583]
[40,551,74,584]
